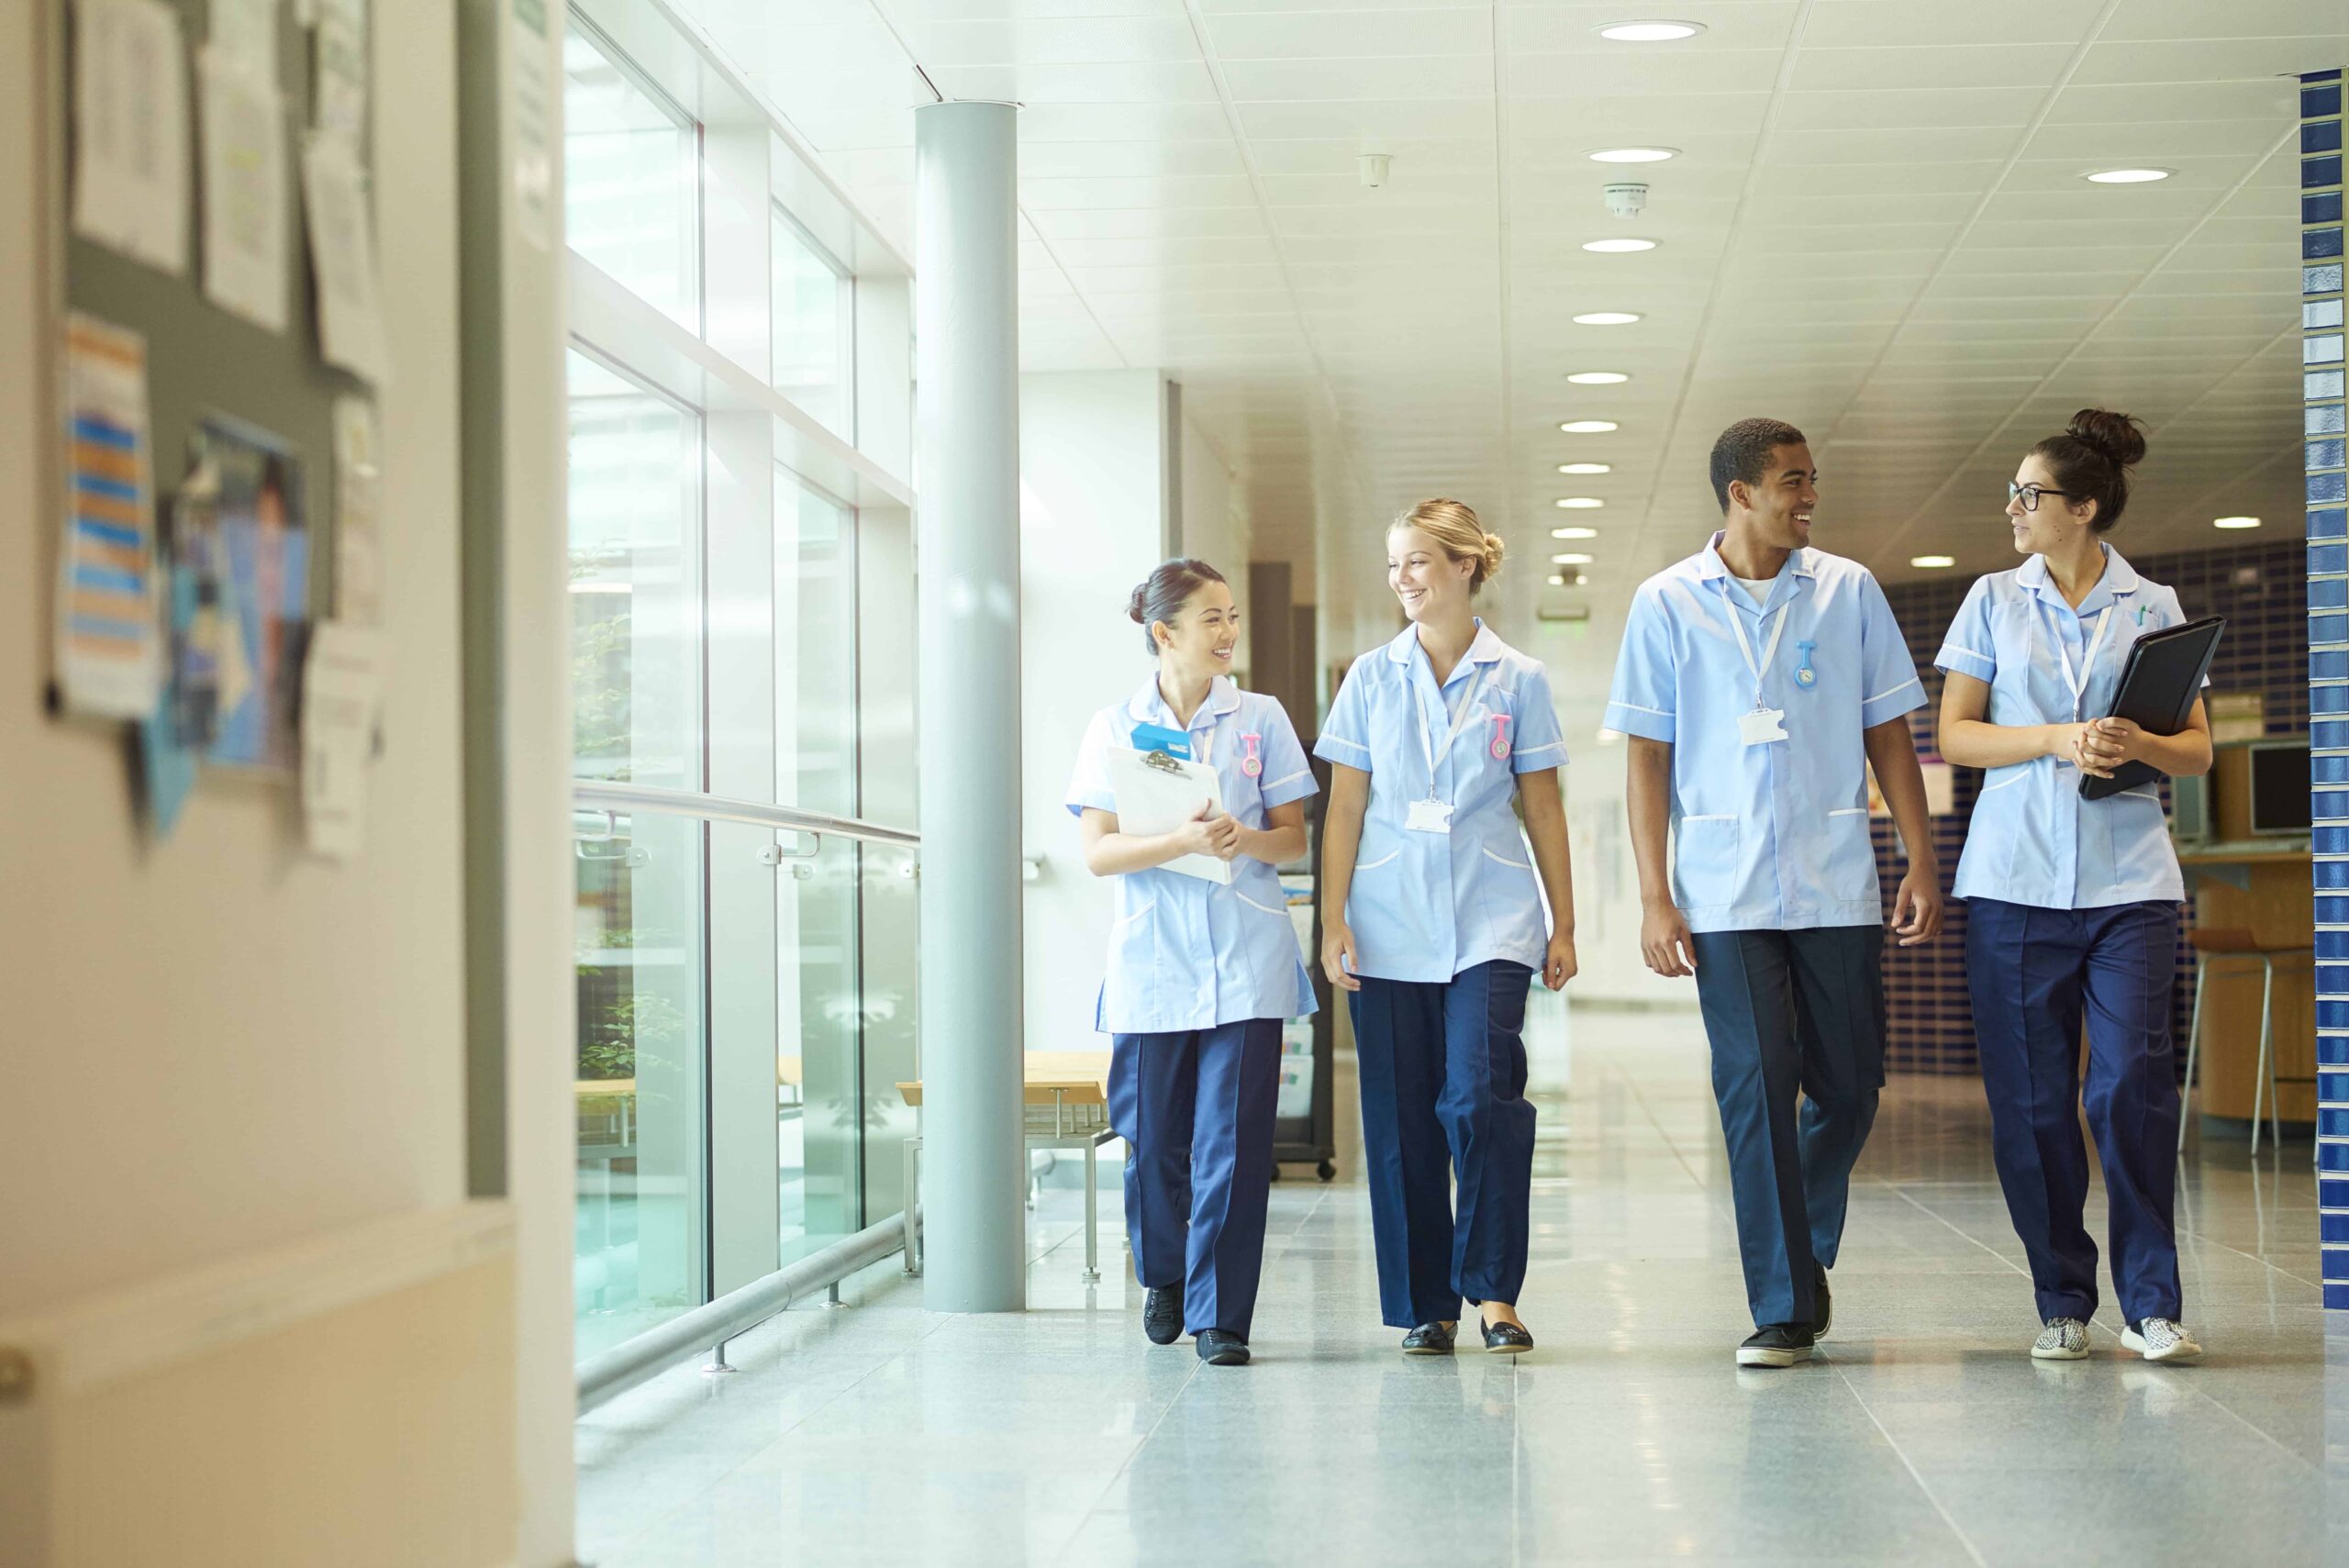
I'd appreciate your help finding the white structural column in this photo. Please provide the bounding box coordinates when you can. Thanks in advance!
[915,100,1028,1312]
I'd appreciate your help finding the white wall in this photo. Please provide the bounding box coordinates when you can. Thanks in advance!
[1019,370,1171,1058]
[1177,410,1252,677]
[0,1,471,1312]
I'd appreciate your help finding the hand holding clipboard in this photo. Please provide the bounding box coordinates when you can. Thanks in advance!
[2076,616,2223,800]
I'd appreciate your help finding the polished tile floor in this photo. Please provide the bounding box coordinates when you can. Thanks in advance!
[577,1001,2348,1566]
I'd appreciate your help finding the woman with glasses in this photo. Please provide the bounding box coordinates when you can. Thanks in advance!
[1932,410,2213,1364]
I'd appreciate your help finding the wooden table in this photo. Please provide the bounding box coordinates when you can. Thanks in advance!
[2179,840,2314,1125]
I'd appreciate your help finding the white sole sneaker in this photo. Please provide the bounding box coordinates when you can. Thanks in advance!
[2120,1326,2203,1364]
[2031,1340,2089,1362]
[1736,1343,1814,1368]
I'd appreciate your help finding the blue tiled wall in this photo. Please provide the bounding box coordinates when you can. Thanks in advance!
[1875,539,2309,1081]
[2305,69,2349,1311]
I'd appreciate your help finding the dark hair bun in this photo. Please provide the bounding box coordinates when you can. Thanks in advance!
[1128,583,1151,624]
[2066,409,2145,470]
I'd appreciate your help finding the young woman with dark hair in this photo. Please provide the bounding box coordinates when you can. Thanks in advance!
[1934,410,2215,1364]
[1063,559,1319,1367]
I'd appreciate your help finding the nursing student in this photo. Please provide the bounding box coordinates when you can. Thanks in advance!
[1606,417,1943,1369]
[1066,560,1319,1368]
[1934,410,2210,1365]
[1316,499,1577,1357]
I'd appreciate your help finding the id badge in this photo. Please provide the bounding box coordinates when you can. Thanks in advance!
[1405,797,1454,834]
[1738,707,1789,747]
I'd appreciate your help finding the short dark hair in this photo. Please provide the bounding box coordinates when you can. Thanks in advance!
[1709,417,1809,514]
[2030,409,2146,532]
[1128,558,1229,655]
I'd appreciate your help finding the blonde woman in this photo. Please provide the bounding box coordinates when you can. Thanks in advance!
[1314,500,1577,1354]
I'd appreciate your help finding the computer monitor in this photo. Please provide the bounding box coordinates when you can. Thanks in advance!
[2246,738,2311,837]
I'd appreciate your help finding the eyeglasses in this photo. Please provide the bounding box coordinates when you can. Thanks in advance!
[2007,482,2078,513]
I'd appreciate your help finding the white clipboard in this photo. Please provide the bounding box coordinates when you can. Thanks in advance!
[1108,746,1230,884]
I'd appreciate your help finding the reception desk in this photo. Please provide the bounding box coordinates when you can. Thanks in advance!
[2180,840,2315,1127]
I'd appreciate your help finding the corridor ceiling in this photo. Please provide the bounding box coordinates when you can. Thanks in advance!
[675,0,2349,629]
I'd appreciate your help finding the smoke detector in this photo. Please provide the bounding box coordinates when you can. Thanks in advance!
[1603,182,1649,218]
[1360,152,1393,188]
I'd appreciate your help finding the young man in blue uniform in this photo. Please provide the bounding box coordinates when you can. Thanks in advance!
[1605,418,1943,1367]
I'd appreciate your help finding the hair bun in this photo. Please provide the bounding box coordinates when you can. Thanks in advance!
[1127,583,1150,623]
[2066,408,2145,470]
[1482,532,1507,581]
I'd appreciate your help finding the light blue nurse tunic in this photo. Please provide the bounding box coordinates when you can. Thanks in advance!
[1602,532,1926,932]
[1310,619,1568,981]
[1064,674,1319,1033]
[1932,545,2196,907]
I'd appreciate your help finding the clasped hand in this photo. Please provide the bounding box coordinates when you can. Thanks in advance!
[2064,717,2146,779]
[1177,806,1243,861]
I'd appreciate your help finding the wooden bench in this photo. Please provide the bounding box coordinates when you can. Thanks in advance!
[896,1078,1117,1284]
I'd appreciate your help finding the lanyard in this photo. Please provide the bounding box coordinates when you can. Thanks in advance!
[1718,586,1789,710]
[1410,665,1488,803]
[2048,605,2111,717]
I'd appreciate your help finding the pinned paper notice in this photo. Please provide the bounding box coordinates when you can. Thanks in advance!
[198,48,290,332]
[302,138,390,384]
[312,0,369,138]
[331,395,384,624]
[300,620,384,860]
[71,0,190,276]
[57,314,163,719]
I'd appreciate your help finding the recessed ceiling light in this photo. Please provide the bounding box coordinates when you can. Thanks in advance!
[1597,20,1706,42]
[1575,573,1588,585]
[1558,462,1612,474]
[1566,371,1631,385]
[1582,238,1658,254]
[1546,573,1567,586]
[1573,311,1642,326]
[2214,515,2263,529]
[1553,527,1599,539]
[1588,148,1677,164]
[1910,555,1956,569]
[2084,168,2172,184]
[1554,497,1605,509]
[1553,552,1595,566]
[1559,419,1619,433]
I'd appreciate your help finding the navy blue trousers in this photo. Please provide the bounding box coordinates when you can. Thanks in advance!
[1965,899,2184,1324]
[1690,927,1887,1329]
[1349,961,1537,1329]
[1107,1018,1281,1339]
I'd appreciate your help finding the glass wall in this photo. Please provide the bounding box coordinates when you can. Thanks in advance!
[562,0,918,1367]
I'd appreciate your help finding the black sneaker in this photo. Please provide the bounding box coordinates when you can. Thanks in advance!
[1197,1329,1250,1366]
[1400,1321,1456,1356]
[1737,1323,1817,1368]
[1143,1286,1181,1346]
[1811,1264,1832,1342]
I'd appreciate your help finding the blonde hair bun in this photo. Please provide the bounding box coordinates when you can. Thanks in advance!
[1392,498,1503,595]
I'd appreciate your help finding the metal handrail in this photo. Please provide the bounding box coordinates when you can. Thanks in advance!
[576,1209,916,1413]
[572,780,920,849]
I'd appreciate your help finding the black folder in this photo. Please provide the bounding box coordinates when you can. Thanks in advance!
[2079,616,2225,800]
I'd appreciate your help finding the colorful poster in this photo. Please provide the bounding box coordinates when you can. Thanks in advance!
[187,417,309,773]
[57,313,162,719]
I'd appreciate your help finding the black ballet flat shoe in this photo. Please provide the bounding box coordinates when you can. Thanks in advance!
[1400,1321,1456,1356]
[1197,1329,1250,1366]
[1143,1286,1182,1346]
[1480,1318,1534,1354]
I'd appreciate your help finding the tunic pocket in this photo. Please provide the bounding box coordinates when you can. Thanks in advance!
[1672,815,1741,911]
[1821,807,1876,904]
